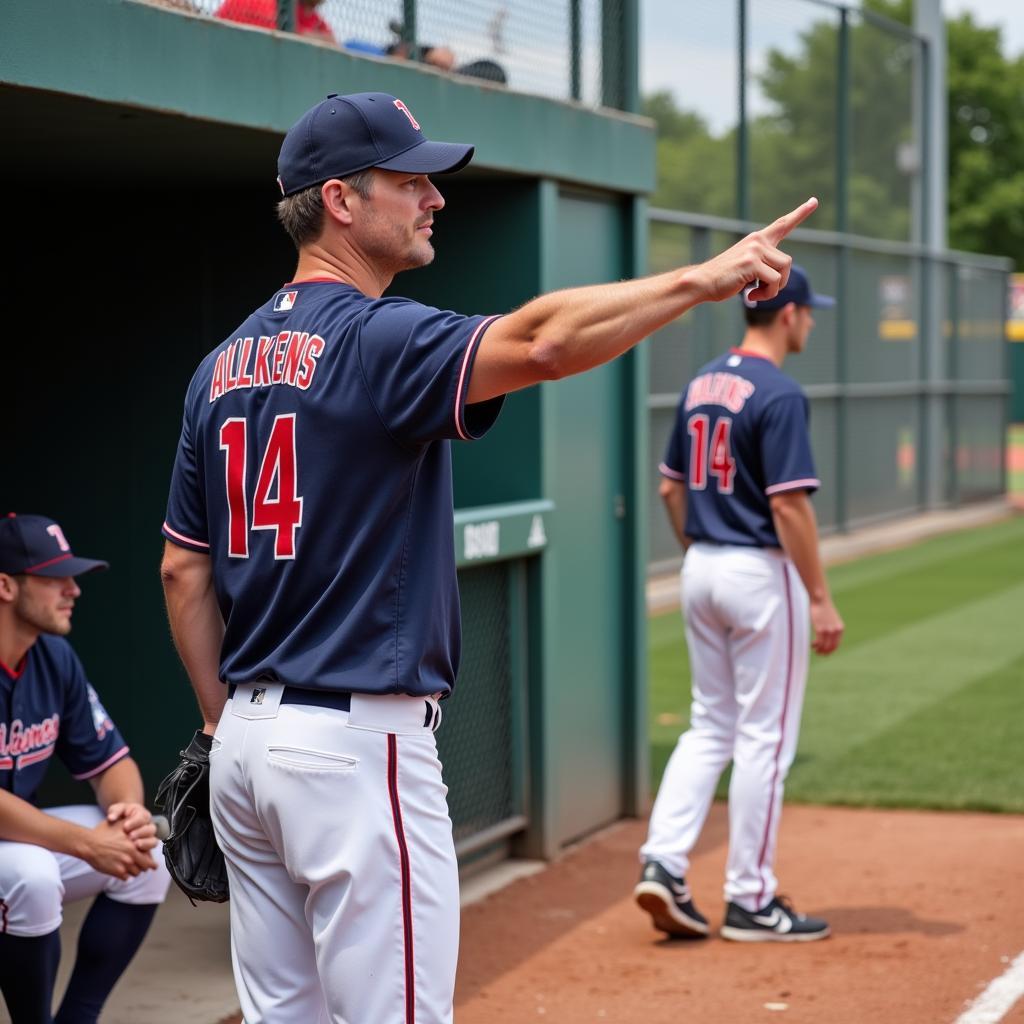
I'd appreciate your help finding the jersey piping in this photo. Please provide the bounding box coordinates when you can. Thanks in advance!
[454,315,501,440]
[161,522,210,550]
[72,745,131,781]
[765,477,821,495]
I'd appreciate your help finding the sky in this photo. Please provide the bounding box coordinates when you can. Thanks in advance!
[945,0,1023,54]
[641,0,1024,134]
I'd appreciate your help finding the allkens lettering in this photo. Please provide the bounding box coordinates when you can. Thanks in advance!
[685,372,756,414]
[210,332,326,403]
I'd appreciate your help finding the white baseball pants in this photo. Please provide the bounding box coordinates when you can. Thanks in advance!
[0,805,171,937]
[210,683,458,1024]
[641,542,810,912]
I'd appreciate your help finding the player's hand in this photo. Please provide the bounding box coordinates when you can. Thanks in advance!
[79,819,158,879]
[810,596,844,655]
[691,198,818,304]
[107,801,159,852]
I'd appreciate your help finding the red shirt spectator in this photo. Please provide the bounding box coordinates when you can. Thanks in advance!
[216,0,334,42]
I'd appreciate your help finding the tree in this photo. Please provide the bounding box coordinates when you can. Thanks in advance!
[946,14,1024,265]
[644,0,1023,265]
[642,92,735,220]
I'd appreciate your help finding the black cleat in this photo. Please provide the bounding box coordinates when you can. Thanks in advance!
[720,895,830,943]
[633,860,710,937]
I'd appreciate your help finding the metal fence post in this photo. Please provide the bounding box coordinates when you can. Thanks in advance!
[737,0,750,221]
[834,7,850,530]
[570,0,582,102]
[915,0,949,509]
[402,0,418,60]
[948,261,960,503]
[621,0,640,114]
[601,0,636,110]
[692,226,714,366]
[276,0,294,32]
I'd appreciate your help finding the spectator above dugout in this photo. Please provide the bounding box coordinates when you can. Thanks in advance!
[216,0,334,42]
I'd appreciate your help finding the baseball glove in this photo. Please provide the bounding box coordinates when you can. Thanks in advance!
[154,730,229,904]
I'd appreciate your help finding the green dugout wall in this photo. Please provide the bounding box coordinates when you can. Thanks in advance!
[2,0,652,861]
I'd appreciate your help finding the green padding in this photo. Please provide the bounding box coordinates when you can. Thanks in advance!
[454,500,554,567]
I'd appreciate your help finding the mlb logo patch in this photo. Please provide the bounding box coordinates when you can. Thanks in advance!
[274,290,298,312]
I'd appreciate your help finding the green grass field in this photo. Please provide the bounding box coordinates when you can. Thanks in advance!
[648,515,1024,813]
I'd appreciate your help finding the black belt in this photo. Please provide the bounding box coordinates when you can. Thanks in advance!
[227,683,352,712]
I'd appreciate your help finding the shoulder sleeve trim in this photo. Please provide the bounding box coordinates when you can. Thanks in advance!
[454,315,502,441]
[765,478,820,495]
[162,522,210,550]
[659,462,686,482]
[72,745,130,781]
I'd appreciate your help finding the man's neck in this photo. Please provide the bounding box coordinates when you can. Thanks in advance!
[738,329,786,367]
[0,615,38,676]
[291,244,394,299]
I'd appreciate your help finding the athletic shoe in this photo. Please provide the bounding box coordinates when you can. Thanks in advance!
[720,895,830,942]
[633,860,710,937]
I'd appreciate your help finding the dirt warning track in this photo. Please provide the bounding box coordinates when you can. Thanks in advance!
[455,805,1024,1024]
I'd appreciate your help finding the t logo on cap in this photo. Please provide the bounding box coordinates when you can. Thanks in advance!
[0,515,109,578]
[46,524,71,552]
[276,92,474,197]
[393,99,420,131]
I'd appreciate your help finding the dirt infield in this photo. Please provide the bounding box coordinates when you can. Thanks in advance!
[455,805,1024,1024]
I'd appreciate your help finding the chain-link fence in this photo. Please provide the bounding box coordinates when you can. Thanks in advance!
[138,0,631,107]
[643,0,922,238]
[438,562,527,854]
[643,0,1011,569]
[646,208,1012,567]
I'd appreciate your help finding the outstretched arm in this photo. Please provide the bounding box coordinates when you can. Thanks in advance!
[467,198,819,404]
[160,541,227,735]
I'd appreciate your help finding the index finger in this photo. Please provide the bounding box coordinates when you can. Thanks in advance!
[763,197,818,246]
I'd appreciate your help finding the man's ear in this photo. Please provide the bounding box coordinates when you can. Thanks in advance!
[0,574,19,603]
[322,180,357,226]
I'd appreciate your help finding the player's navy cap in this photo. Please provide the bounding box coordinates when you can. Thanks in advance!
[743,264,836,312]
[0,514,108,577]
[277,92,475,196]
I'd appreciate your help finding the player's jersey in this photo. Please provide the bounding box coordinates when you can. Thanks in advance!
[163,279,504,697]
[0,636,129,803]
[660,348,819,548]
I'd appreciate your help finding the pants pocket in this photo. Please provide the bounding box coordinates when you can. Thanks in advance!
[266,745,359,773]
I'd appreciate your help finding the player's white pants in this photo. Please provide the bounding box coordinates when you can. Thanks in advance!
[210,683,458,1024]
[0,805,171,937]
[641,542,810,912]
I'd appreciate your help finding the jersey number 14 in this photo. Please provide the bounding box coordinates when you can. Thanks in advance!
[687,414,737,493]
[219,414,303,559]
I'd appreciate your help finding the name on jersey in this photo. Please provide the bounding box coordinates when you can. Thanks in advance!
[0,714,59,770]
[209,331,326,403]
[685,372,756,413]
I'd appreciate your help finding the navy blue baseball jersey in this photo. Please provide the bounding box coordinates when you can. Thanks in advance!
[0,636,129,803]
[660,349,819,548]
[163,279,504,697]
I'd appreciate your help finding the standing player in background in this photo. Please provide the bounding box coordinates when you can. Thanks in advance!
[0,514,170,1024]
[635,266,844,943]
[160,89,820,1023]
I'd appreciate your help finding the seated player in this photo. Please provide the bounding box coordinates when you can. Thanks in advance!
[0,514,171,1024]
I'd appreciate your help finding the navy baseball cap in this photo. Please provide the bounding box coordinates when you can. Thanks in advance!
[277,92,475,197]
[0,514,108,577]
[742,264,835,312]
